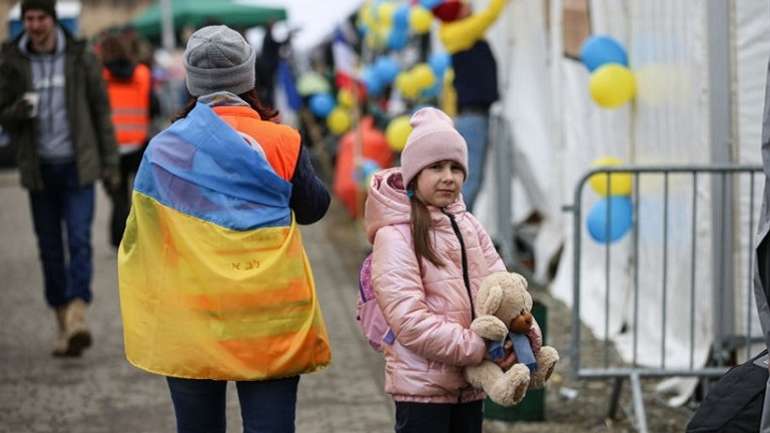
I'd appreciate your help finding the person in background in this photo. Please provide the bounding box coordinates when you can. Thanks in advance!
[119,24,155,69]
[118,25,331,433]
[0,0,119,357]
[100,33,158,248]
[435,0,510,211]
[254,22,282,108]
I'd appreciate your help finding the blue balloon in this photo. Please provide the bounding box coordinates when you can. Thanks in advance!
[587,196,633,243]
[388,29,409,51]
[357,23,369,37]
[428,52,451,77]
[362,67,384,96]
[580,35,628,72]
[309,93,335,117]
[355,159,381,183]
[393,4,410,30]
[420,0,443,9]
[374,56,400,84]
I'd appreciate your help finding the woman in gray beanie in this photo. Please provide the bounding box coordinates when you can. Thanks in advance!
[117,25,331,433]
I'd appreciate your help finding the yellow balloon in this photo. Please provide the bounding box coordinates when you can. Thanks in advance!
[409,6,434,34]
[376,24,391,45]
[338,89,355,108]
[386,115,413,152]
[327,108,352,135]
[365,32,378,49]
[588,156,632,196]
[589,64,636,108]
[359,4,375,27]
[377,2,395,27]
[412,64,436,89]
[443,67,454,85]
[396,72,420,99]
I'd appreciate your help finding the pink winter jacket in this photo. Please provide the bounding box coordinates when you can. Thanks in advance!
[364,168,506,403]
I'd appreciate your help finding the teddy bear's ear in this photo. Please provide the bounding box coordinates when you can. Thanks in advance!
[511,272,528,291]
[510,272,533,310]
[476,283,503,316]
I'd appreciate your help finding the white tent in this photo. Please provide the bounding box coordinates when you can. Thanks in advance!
[236,0,363,53]
[472,0,769,387]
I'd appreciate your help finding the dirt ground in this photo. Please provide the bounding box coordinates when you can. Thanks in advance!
[495,290,696,433]
[325,205,696,433]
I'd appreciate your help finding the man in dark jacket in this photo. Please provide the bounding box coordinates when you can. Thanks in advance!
[0,0,119,357]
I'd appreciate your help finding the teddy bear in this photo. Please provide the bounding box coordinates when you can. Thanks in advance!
[464,272,559,406]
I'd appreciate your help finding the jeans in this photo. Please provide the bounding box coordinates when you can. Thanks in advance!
[166,376,300,433]
[455,113,490,212]
[394,400,483,433]
[28,162,95,307]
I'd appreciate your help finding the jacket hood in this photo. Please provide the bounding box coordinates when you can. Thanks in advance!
[4,24,81,58]
[18,26,66,58]
[364,167,466,244]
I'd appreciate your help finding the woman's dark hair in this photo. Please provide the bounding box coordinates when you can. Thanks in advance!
[174,88,278,122]
[99,34,131,64]
[408,180,444,268]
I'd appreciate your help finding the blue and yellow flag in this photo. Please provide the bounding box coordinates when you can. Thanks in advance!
[118,103,330,380]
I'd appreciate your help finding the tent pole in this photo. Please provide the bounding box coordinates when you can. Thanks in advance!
[706,0,735,362]
[160,0,176,50]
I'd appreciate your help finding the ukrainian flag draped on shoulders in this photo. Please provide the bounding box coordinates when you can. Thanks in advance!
[118,102,331,380]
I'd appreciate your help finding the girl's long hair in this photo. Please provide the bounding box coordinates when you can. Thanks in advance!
[408,181,444,268]
[173,88,278,122]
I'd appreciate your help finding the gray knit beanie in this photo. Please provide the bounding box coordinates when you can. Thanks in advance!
[183,25,256,97]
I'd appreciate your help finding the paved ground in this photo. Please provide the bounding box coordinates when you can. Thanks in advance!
[0,169,392,433]
[0,168,695,433]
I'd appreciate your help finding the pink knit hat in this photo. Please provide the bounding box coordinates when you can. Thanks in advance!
[400,107,468,187]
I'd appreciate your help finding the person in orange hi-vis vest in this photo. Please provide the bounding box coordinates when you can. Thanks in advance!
[100,34,158,248]
[117,25,331,433]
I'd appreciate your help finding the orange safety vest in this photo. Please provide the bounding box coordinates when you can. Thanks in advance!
[103,64,151,148]
[212,105,300,181]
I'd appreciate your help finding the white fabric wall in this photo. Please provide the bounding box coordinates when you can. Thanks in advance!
[239,0,363,54]
[479,0,769,372]
[475,0,566,282]
[617,0,713,369]
[734,0,770,353]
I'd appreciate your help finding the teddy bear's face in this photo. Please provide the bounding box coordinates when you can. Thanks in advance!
[509,309,533,334]
[475,272,534,334]
[493,282,533,329]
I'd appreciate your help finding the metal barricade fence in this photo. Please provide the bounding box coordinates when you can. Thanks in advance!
[563,164,763,433]
[490,113,515,271]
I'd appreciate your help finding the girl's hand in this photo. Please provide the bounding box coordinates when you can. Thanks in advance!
[495,350,516,370]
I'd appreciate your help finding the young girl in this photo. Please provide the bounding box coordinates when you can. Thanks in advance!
[364,107,531,433]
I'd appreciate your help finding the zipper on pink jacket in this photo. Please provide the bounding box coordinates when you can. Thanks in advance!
[444,209,477,404]
[442,209,475,320]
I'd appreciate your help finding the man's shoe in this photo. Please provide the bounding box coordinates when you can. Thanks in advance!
[51,307,69,356]
[52,299,92,357]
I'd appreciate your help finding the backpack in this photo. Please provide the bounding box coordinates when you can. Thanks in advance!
[686,350,768,433]
[356,253,395,352]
